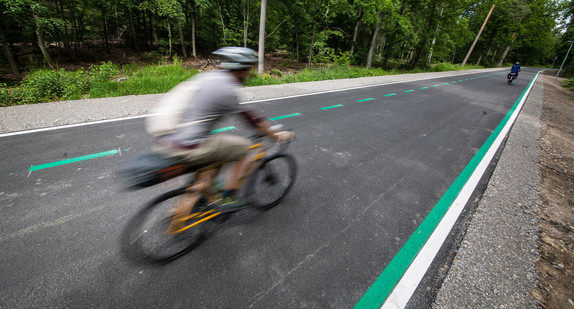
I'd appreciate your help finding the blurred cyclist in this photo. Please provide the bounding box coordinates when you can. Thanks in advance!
[149,47,292,210]
[508,62,521,79]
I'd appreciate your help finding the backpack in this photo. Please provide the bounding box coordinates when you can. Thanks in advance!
[145,72,222,137]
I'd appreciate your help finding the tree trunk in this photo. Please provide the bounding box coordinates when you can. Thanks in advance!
[497,32,517,66]
[218,1,226,41]
[178,21,187,58]
[31,4,55,69]
[0,26,19,78]
[243,0,250,47]
[350,9,363,57]
[128,8,138,50]
[258,0,267,74]
[56,0,70,51]
[367,11,384,68]
[307,0,321,69]
[167,18,173,58]
[427,0,445,64]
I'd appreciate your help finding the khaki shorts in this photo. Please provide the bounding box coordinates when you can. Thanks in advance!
[154,134,251,166]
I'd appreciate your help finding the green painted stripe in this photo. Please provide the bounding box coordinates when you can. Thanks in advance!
[443,83,450,85]
[458,80,463,82]
[384,93,397,97]
[358,98,374,102]
[29,150,119,172]
[433,85,440,87]
[465,79,469,80]
[270,113,301,121]
[420,87,429,90]
[355,74,538,309]
[451,81,457,83]
[211,126,236,133]
[321,104,343,110]
[404,90,415,93]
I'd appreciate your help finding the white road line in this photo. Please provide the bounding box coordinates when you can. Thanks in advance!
[380,71,540,309]
[0,70,506,138]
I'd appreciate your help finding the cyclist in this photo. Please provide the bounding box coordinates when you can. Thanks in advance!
[150,47,292,210]
[508,62,521,79]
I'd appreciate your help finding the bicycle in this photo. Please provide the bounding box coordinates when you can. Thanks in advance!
[120,129,297,264]
[507,72,517,84]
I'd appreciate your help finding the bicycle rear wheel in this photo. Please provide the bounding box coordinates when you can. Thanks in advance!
[121,188,215,264]
[245,153,297,209]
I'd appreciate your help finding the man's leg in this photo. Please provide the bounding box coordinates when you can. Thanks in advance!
[225,155,249,192]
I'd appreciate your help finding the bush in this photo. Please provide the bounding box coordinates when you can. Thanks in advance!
[19,69,65,103]
[90,61,120,82]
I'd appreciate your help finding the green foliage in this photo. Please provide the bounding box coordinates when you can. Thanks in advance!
[90,62,120,82]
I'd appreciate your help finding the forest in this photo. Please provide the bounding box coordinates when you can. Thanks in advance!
[0,0,573,104]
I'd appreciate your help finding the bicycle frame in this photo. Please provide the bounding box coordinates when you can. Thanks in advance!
[166,138,269,234]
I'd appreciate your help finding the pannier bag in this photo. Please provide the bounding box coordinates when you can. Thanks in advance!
[119,152,189,189]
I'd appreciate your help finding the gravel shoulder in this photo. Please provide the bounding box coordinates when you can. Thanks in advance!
[433,73,543,308]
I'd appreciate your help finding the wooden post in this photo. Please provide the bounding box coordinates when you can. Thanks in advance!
[461,4,495,67]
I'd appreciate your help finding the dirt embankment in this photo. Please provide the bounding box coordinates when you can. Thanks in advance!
[533,74,574,308]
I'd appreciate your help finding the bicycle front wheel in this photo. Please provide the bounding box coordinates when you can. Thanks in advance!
[245,153,297,209]
[121,188,214,264]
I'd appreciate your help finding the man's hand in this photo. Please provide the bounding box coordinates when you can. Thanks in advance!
[273,130,294,142]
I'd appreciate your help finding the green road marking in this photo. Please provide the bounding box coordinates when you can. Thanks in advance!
[451,81,457,83]
[404,90,415,93]
[358,98,374,102]
[211,126,236,133]
[442,83,450,85]
[433,85,440,87]
[321,104,343,110]
[29,150,119,172]
[270,113,301,121]
[458,80,463,82]
[420,87,429,90]
[355,74,539,309]
[465,79,469,80]
[384,93,397,97]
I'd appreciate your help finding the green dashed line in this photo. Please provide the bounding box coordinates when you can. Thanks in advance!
[384,93,397,97]
[211,126,236,133]
[433,85,440,87]
[442,83,450,85]
[321,104,343,110]
[420,87,429,90]
[358,98,374,102]
[458,80,463,82]
[29,150,119,172]
[404,90,415,93]
[270,113,301,121]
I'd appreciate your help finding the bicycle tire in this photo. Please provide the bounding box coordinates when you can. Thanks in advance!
[245,153,297,209]
[120,188,214,264]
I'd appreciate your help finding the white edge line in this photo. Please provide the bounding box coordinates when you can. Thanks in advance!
[239,70,506,105]
[381,71,540,309]
[0,70,506,138]
[0,114,149,138]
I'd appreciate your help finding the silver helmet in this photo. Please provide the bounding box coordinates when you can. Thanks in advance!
[213,47,257,70]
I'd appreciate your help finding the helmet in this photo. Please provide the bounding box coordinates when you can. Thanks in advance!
[213,47,257,70]
[515,62,520,65]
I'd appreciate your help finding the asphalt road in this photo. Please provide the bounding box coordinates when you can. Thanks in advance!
[0,68,538,308]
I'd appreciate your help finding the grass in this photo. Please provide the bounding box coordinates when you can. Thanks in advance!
[1,61,486,107]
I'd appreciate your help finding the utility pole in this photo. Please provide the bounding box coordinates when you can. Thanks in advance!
[555,41,574,83]
[462,4,495,67]
[258,0,267,74]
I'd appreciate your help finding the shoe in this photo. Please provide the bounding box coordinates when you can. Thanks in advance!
[215,196,249,213]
